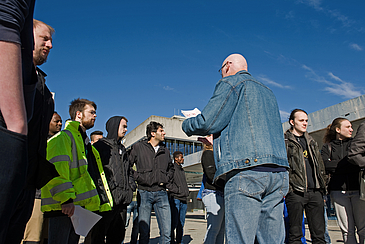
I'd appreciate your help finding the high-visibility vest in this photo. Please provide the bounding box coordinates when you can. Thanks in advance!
[41,120,113,212]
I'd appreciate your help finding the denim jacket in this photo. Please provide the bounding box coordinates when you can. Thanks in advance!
[182,71,289,179]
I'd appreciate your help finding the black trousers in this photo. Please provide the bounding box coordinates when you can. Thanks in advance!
[285,190,325,244]
[85,204,127,244]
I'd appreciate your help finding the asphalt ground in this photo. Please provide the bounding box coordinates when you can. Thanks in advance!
[79,212,345,244]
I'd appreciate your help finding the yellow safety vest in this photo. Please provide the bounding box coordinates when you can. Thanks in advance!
[41,120,113,212]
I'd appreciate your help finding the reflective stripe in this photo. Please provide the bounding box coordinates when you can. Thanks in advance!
[42,189,98,206]
[63,130,87,169]
[49,182,73,196]
[49,155,70,164]
[74,189,98,202]
[70,158,87,169]
[41,197,60,206]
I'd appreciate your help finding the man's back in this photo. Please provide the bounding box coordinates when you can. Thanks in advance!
[183,70,288,177]
[182,54,289,243]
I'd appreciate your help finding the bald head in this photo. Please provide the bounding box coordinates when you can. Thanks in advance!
[221,54,248,78]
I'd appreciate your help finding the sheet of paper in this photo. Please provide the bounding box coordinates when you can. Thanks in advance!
[181,108,201,118]
[71,205,102,236]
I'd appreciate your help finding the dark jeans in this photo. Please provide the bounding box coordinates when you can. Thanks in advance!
[85,204,127,244]
[48,216,79,244]
[286,190,325,244]
[125,201,139,244]
[0,126,33,243]
[169,197,187,244]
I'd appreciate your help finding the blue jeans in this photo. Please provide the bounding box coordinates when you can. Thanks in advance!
[225,170,289,244]
[324,205,331,244]
[48,216,80,244]
[202,190,225,244]
[125,201,139,244]
[138,190,171,244]
[169,197,188,244]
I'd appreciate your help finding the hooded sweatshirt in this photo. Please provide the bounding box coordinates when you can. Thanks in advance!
[93,116,135,206]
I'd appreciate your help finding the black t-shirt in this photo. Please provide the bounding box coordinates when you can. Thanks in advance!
[295,135,316,189]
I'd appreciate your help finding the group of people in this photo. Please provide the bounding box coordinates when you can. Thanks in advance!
[182,54,365,244]
[1,2,365,243]
[0,10,191,244]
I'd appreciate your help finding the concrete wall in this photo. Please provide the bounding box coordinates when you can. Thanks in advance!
[282,94,365,133]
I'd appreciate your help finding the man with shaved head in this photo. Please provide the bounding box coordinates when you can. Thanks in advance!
[182,53,289,243]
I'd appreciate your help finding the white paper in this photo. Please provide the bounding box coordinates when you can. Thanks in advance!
[181,108,201,118]
[71,205,102,236]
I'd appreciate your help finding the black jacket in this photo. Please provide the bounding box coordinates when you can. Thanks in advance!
[129,139,174,192]
[28,68,58,191]
[349,121,365,168]
[201,150,224,192]
[321,138,360,191]
[285,130,327,194]
[169,162,189,201]
[93,116,135,206]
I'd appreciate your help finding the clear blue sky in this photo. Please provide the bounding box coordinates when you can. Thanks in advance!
[34,0,365,135]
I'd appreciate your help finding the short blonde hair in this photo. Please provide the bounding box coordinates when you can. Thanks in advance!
[33,19,55,36]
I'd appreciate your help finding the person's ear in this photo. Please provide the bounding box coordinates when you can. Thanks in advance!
[289,120,294,126]
[76,110,82,120]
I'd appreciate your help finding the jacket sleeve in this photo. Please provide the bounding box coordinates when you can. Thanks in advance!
[166,154,175,183]
[44,132,76,203]
[348,122,365,168]
[129,145,139,182]
[182,80,238,136]
[321,143,338,173]
[126,150,137,191]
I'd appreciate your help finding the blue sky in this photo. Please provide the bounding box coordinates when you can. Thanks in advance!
[34,0,365,135]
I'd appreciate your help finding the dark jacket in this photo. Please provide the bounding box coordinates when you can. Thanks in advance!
[28,68,58,191]
[169,162,189,201]
[93,116,135,206]
[349,121,365,168]
[322,138,360,191]
[201,150,224,192]
[129,139,174,192]
[285,130,327,194]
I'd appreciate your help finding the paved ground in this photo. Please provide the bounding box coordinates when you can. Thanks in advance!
[81,212,345,243]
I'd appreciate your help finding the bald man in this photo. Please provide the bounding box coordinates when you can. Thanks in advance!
[182,54,289,243]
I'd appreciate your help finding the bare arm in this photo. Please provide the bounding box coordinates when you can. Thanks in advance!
[0,41,27,135]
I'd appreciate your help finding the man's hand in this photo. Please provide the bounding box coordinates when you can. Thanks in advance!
[61,203,75,217]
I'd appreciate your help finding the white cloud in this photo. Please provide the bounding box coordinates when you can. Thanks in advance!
[285,11,295,19]
[302,65,362,99]
[163,86,174,91]
[280,110,290,122]
[297,0,323,10]
[258,75,292,89]
[298,0,355,28]
[349,43,363,51]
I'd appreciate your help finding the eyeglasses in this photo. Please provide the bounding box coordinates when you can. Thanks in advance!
[85,110,96,115]
[218,61,232,73]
